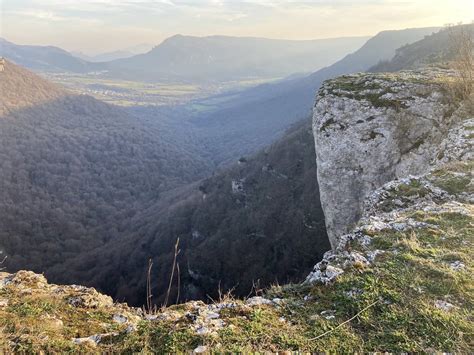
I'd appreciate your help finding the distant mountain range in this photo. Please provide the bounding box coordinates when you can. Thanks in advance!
[72,50,136,62]
[104,34,370,82]
[72,43,153,62]
[3,30,445,85]
[0,35,370,82]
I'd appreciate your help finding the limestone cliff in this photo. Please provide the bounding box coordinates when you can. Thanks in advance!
[312,69,461,248]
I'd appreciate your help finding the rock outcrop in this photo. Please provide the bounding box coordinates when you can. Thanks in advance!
[307,116,473,285]
[0,269,285,352]
[312,69,460,248]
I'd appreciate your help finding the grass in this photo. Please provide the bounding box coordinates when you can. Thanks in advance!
[322,76,410,111]
[430,161,473,195]
[378,179,431,212]
[321,72,455,113]
[0,285,128,353]
[330,86,407,111]
[364,94,408,110]
[330,78,383,92]
[397,179,430,197]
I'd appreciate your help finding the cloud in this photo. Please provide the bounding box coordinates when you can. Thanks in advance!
[6,10,67,22]
[1,0,472,53]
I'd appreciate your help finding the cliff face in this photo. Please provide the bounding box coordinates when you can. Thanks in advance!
[312,69,459,248]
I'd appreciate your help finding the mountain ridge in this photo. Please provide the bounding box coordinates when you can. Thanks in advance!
[104,34,371,82]
[0,38,95,73]
[0,59,66,115]
[370,24,474,72]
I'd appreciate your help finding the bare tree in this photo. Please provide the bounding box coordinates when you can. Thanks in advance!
[175,262,181,305]
[163,238,180,308]
[145,258,155,314]
[447,23,474,100]
[143,238,181,313]
[0,253,6,271]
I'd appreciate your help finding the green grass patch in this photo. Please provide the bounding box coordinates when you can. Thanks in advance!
[430,163,473,195]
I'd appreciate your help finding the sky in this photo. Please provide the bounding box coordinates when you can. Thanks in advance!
[1,0,473,55]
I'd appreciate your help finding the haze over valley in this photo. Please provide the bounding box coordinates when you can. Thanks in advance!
[0,1,473,351]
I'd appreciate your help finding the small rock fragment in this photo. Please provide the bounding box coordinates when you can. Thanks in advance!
[73,336,99,347]
[272,298,284,305]
[366,250,384,263]
[345,288,363,299]
[196,326,211,335]
[194,345,208,353]
[449,260,465,271]
[320,310,336,320]
[358,234,372,247]
[204,311,220,320]
[306,265,344,285]
[343,251,369,268]
[113,314,128,324]
[246,296,273,307]
[144,314,159,321]
[434,300,455,311]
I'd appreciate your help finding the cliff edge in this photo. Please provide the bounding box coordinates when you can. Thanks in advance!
[313,68,464,248]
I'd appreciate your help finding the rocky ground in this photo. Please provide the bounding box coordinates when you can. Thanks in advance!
[1,72,472,353]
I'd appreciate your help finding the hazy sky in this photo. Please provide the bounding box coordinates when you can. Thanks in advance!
[1,0,472,54]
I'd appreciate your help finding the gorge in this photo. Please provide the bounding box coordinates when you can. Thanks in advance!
[1,65,472,352]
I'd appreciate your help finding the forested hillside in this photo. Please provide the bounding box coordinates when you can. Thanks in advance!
[0,62,213,277]
[0,38,96,73]
[48,118,329,306]
[370,24,474,72]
